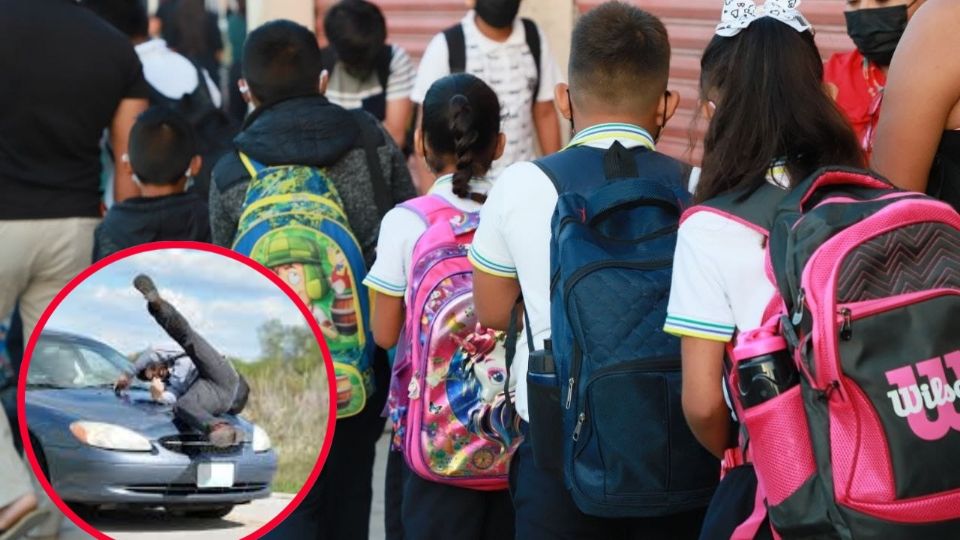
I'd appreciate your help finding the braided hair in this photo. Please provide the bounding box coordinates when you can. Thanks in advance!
[421,73,501,202]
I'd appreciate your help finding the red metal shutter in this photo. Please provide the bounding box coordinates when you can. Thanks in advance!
[575,0,855,163]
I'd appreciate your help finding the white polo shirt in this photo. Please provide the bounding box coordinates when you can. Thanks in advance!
[469,123,661,421]
[325,45,416,111]
[364,174,493,297]
[664,169,791,341]
[411,12,561,178]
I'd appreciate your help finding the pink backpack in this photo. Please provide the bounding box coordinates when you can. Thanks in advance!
[687,168,960,538]
[386,195,521,490]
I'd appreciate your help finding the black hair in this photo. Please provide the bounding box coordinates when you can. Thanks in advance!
[243,20,323,105]
[324,0,388,78]
[128,106,198,185]
[83,0,149,39]
[569,1,671,113]
[696,18,864,203]
[421,73,501,202]
[173,0,210,61]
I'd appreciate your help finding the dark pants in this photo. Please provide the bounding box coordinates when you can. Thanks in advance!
[150,299,246,433]
[400,459,514,540]
[267,348,389,540]
[385,448,406,540]
[511,422,707,540]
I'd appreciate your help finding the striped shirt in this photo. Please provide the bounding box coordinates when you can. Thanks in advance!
[325,44,416,111]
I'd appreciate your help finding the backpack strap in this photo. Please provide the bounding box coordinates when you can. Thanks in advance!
[237,151,265,179]
[444,24,467,74]
[399,194,456,224]
[351,110,394,219]
[521,18,541,103]
[682,183,788,236]
[377,45,394,95]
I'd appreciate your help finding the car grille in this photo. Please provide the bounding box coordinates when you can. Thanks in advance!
[124,483,269,496]
[158,434,245,456]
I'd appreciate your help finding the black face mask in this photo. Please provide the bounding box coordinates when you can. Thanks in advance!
[844,5,910,67]
[475,0,521,29]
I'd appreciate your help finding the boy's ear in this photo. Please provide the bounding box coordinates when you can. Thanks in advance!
[493,132,506,162]
[660,89,681,125]
[238,78,252,104]
[120,153,134,179]
[555,82,572,122]
[319,69,330,96]
[414,127,425,160]
[188,155,203,178]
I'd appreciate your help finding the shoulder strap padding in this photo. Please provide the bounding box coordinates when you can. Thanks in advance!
[695,183,789,235]
[444,24,466,74]
[534,145,689,198]
[237,151,264,179]
[400,194,456,225]
[521,18,541,102]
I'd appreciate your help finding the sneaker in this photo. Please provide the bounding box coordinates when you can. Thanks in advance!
[133,274,160,303]
[209,423,241,449]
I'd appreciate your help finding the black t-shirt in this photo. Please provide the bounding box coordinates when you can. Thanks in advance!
[0,0,150,220]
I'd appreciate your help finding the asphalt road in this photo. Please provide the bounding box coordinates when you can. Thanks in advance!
[46,432,392,539]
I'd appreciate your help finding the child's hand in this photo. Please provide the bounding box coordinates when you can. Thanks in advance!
[114,373,131,395]
[149,377,165,401]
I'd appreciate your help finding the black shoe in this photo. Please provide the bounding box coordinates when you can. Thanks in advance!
[133,274,160,303]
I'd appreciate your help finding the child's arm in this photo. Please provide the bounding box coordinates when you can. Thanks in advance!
[681,337,730,459]
[110,97,148,202]
[370,292,404,350]
[872,0,960,191]
[533,101,561,156]
[472,270,521,332]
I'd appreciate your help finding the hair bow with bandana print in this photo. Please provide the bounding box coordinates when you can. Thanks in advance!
[715,0,813,37]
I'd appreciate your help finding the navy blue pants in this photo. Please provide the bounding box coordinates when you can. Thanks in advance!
[510,422,707,540]
[399,456,514,540]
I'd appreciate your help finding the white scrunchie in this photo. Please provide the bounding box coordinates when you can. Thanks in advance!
[715,0,813,37]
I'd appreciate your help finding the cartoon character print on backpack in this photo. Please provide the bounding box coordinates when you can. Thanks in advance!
[233,155,374,419]
[390,198,520,490]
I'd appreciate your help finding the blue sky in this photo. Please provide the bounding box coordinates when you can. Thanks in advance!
[44,249,309,362]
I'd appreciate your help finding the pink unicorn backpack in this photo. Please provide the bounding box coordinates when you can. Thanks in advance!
[686,168,960,539]
[387,195,521,490]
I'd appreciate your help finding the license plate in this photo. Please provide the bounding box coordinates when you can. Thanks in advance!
[197,462,235,488]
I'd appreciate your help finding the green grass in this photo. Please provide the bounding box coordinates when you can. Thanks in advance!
[235,355,329,494]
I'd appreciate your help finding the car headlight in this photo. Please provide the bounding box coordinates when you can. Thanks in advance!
[70,421,152,452]
[252,424,271,453]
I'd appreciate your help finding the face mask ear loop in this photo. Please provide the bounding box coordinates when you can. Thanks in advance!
[655,92,669,143]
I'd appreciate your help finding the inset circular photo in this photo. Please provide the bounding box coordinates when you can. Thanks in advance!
[17,243,335,539]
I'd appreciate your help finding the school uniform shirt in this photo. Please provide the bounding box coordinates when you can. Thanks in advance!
[664,170,791,342]
[410,12,561,178]
[469,123,659,422]
[325,45,416,112]
[364,174,492,296]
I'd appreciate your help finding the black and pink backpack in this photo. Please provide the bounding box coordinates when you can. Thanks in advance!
[687,168,960,538]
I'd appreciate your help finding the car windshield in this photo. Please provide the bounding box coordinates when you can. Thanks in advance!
[27,336,144,389]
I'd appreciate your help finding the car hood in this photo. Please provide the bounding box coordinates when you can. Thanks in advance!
[26,388,249,439]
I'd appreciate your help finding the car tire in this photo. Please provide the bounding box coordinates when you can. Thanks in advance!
[181,505,235,519]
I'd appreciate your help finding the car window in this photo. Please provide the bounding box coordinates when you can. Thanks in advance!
[27,342,86,388]
[27,337,142,389]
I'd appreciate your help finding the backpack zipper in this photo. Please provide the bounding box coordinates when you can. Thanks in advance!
[562,259,673,410]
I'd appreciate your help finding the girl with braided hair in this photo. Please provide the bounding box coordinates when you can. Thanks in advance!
[363,73,513,539]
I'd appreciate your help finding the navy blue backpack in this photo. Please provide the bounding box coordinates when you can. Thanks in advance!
[532,142,718,518]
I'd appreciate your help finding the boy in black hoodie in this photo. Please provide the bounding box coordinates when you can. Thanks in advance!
[210,20,415,540]
[93,107,210,261]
